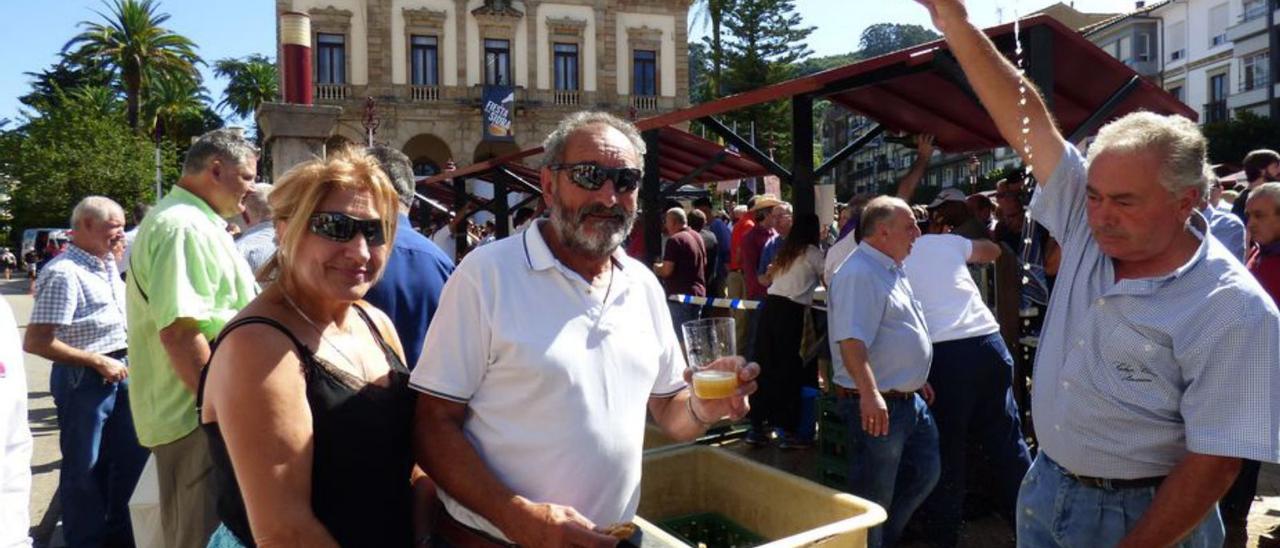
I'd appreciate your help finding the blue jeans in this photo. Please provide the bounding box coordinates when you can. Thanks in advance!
[837,392,941,548]
[918,333,1032,546]
[1017,453,1224,547]
[50,361,150,547]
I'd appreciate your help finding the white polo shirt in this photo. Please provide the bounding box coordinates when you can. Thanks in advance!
[0,298,32,547]
[901,234,1000,343]
[410,220,688,542]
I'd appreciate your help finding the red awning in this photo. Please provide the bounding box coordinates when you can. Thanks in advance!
[419,126,771,188]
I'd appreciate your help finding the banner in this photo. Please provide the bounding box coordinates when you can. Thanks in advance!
[763,175,781,198]
[482,85,515,142]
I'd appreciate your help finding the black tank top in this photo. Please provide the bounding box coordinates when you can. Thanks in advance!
[198,304,415,547]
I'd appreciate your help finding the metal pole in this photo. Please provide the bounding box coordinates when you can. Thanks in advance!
[154,145,162,202]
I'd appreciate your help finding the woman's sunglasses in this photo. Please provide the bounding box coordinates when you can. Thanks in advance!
[308,212,386,246]
[548,162,643,192]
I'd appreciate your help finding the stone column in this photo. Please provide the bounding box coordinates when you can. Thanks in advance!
[257,102,342,181]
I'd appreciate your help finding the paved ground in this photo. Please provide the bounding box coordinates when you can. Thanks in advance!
[8,274,1280,547]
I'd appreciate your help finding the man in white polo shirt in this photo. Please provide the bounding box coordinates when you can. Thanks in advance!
[412,111,759,548]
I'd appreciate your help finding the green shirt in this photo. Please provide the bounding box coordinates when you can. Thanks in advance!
[126,186,258,447]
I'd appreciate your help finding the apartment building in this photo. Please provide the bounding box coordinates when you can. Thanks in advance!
[275,0,691,176]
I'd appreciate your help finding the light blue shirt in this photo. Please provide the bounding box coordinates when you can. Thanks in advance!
[235,221,277,274]
[1203,205,1246,263]
[1030,145,1280,478]
[827,241,932,392]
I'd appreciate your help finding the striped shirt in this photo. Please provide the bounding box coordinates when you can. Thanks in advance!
[30,244,127,353]
[1030,145,1280,478]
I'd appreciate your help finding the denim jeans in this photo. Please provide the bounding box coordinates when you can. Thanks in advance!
[50,361,150,547]
[1017,453,1224,548]
[917,333,1032,546]
[837,392,941,548]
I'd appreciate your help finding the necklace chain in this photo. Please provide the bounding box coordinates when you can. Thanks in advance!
[281,289,369,382]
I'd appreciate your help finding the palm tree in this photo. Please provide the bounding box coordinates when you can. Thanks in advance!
[143,72,210,143]
[64,0,201,130]
[690,0,729,99]
[213,55,279,123]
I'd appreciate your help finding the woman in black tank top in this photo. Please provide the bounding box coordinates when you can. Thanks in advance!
[199,149,430,547]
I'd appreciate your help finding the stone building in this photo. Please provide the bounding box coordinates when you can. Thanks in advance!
[274,0,692,177]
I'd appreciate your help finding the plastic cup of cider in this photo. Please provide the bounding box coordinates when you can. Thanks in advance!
[681,317,739,399]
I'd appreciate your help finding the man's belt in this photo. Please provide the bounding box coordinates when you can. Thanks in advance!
[1064,471,1166,490]
[834,386,914,400]
[437,510,516,548]
[104,348,127,360]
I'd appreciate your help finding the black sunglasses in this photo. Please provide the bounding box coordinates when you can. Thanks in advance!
[549,162,643,192]
[308,212,386,246]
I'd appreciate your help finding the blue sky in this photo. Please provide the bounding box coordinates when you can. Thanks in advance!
[0,0,1135,124]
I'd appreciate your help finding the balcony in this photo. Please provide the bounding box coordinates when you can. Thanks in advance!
[1228,75,1272,110]
[409,85,441,102]
[552,90,581,106]
[1202,100,1229,124]
[1227,5,1273,42]
[631,94,660,111]
[314,83,350,101]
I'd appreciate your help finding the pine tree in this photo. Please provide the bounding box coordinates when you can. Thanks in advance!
[718,0,814,167]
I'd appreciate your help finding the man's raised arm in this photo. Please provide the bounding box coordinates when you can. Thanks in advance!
[916,0,1066,183]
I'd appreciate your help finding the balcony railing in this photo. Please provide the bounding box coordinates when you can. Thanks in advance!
[1240,74,1272,93]
[315,83,350,101]
[1241,1,1273,22]
[409,85,441,102]
[631,95,659,111]
[553,90,581,106]
[1203,100,1229,124]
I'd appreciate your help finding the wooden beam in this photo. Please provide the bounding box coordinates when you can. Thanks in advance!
[677,150,731,186]
[1067,75,1141,143]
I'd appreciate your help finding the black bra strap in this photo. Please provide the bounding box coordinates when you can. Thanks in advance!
[197,316,314,412]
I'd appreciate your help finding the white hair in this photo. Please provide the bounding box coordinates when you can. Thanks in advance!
[665,207,687,227]
[70,196,124,228]
[541,111,646,168]
[1087,112,1209,199]
[1249,182,1280,214]
[859,196,910,237]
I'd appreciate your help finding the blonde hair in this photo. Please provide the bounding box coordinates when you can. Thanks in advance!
[258,146,400,288]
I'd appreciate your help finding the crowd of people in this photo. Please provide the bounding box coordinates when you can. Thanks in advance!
[1,1,1279,547]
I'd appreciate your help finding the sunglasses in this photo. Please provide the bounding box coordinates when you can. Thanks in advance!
[308,212,386,246]
[549,162,643,192]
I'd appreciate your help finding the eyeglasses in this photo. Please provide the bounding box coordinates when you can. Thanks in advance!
[308,212,386,246]
[548,162,643,193]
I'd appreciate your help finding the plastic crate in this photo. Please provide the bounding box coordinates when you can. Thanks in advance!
[658,512,767,547]
[640,445,885,547]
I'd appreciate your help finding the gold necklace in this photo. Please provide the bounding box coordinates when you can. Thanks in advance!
[280,289,369,382]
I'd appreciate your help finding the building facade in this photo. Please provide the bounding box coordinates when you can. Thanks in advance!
[1152,0,1239,124]
[1224,0,1277,116]
[275,0,692,176]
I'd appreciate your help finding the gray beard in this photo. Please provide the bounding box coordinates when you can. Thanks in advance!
[548,196,636,260]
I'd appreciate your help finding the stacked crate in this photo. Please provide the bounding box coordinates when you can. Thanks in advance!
[815,394,850,490]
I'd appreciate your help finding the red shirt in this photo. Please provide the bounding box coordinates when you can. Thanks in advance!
[741,224,777,300]
[1248,243,1280,304]
[661,228,706,297]
[728,217,755,270]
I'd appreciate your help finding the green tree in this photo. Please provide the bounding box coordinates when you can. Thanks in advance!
[18,54,117,114]
[143,72,210,143]
[213,54,279,123]
[858,23,939,59]
[690,0,730,99]
[1202,111,1280,166]
[718,0,813,167]
[0,96,179,235]
[64,0,201,130]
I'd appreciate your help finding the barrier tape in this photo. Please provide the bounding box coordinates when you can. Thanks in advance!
[667,294,760,310]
